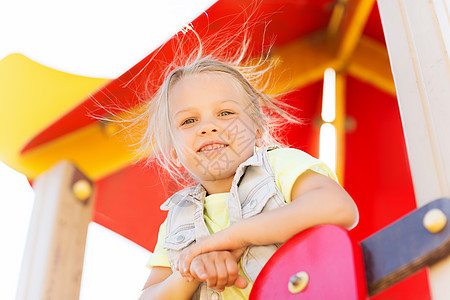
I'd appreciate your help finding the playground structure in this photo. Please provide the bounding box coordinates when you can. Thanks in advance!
[0,0,449,299]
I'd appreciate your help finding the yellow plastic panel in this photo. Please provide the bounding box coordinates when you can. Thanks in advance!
[19,122,140,180]
[0,53,111,177]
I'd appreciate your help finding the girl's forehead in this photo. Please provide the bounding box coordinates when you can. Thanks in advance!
[173,72,236,88]
[168,72,248,107]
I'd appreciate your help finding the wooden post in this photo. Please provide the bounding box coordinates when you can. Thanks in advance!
[334,71,346,184]
[377,0,450,298]
[15,161,94,300]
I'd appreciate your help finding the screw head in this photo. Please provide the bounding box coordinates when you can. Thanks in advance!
[72,179,92,201]
[423,208,447,233]
[288,271,309,294]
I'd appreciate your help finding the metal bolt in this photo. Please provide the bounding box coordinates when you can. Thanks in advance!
[72,179,92,201]
[423,208,447,233]
[288,271,309,294]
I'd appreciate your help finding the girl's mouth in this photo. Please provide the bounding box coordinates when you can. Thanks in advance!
[198,143,228,153]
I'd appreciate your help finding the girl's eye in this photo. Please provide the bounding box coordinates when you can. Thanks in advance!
[219,111,233,117]
[181,118,196,126]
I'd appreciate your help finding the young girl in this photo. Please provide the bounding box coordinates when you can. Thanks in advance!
[138,57,358,300]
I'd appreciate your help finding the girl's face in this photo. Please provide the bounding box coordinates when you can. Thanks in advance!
[169,72,259,183]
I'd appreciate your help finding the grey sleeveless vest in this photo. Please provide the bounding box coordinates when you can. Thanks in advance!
[160,146,286,300]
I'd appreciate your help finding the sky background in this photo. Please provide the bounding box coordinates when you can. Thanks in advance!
[0,0,216,299]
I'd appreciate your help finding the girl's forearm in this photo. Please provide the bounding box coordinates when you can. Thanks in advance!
[178,173,358,277]
[232,186,358,247]
[139,271,200,300]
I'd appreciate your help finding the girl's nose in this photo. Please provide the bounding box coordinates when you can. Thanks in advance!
[199,124,219,135]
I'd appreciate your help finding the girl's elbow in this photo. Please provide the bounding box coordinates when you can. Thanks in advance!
[337,196,359,230]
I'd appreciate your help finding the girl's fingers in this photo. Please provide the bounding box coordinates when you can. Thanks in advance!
[214,256,228,292]
[190,258,207,281]
[179,246,201,280]
[224,256,239,287]
[202,256,218,288]
[180,244,205,278]
[179,228,242,278]
[181,251,247,292]
[234,275,248,289]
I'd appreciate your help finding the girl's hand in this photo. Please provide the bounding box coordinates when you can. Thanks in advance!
[189,251,248,292]
[177,226,248,280]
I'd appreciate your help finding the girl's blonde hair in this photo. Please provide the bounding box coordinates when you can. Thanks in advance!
[121,25,301,185]
[138,59,299,183]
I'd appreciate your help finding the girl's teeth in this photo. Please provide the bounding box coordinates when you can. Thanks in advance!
[201,144,226,151]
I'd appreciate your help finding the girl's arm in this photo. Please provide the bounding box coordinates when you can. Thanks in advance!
[139,266,200,300]
[178,170,358,277]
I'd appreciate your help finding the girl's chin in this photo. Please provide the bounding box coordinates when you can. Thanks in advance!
[183,148,254,181]
[193,168,237,183]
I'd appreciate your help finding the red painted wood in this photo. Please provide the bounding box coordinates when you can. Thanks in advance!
[250,225,368,300]
[345,76,417,240]
[93,163,180,250]
[363,2,386,45]
[344,76,431,299]
[281,81,322,157]
[371,269,430,300]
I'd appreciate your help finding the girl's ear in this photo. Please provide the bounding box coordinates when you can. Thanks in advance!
[170,148,181,167]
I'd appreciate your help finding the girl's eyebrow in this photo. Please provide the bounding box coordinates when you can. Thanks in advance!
[174,99,241,117]
[174,107,197,118]
[221,99,241,105]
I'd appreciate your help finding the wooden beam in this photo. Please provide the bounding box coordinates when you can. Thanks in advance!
[333,0,377,63]
[334,72,346,184]
[15,161,94,300]
[362,198,450,296]
[378,0,450,298]
[263,33,338,95]
[263,0,379,95]
[347,36,396,96]
[327,0,349,37]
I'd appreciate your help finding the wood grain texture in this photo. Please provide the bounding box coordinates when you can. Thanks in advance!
[41,161,94,299]
[361,198,450,296]
[16,161,94,300]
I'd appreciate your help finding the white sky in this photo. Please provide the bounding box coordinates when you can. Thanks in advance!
[0,0,216,299]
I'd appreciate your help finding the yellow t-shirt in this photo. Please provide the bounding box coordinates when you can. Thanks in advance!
[147,148,337,299]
